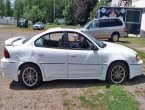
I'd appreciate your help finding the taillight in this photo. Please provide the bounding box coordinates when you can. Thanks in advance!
[4,48,10,58]
[124,27,128,32]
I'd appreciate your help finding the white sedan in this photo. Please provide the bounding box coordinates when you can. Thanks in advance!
[1,28,143,88]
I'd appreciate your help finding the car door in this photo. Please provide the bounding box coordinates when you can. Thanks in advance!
[67,32,103,78]
[83,20,101,39]
[98,19,112,39]
[33,32,67,78]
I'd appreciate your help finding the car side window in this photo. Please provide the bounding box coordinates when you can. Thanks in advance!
[99,19,123,28]
[35,32,66,48]
[108,19,123,26]
[67,32,92,50]
[99,20,108,28]
[88,20,98,29]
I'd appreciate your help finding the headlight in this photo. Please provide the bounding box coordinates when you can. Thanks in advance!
[136,54,141,62]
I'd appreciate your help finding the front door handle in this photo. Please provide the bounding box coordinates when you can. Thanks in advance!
[70,54,76,58]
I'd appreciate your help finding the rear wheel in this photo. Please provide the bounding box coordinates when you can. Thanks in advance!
[107,62,128,84]
[111,33,120,42]
[19,64,42,89]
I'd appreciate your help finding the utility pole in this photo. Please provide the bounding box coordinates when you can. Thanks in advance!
[54,0,55,21]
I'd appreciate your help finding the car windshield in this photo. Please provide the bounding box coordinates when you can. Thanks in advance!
[84,33,106,48]
[83,20,92,28]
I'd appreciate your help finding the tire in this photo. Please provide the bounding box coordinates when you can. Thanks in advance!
[107,62,128,84]
[19,64,42,89]
[111,33,120,42]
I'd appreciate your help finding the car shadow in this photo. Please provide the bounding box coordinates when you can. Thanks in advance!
[10,74,145,90]
[118,40,130,44]
[124,74,145,85]
[10,80,109,90]
[102,39,131,44]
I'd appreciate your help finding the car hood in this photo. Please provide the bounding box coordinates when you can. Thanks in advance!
[103,41,137,55]
[5,37,27,46]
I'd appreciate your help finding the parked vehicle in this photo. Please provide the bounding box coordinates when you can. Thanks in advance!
[81,17,127,42]
[33,22,44,30]
[1,28,143,88]
[98,7,143,35]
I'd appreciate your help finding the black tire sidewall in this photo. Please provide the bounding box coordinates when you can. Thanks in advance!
[107,62,128,84]
[19,64,42,89]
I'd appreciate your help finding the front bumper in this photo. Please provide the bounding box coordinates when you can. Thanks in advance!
[1,58,20,81]
[129,62,144,79]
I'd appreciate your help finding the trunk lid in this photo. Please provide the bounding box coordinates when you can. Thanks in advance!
[5,37,27,46]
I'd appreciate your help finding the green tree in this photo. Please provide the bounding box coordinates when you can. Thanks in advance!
[0,0,5,17]
[90,0,109,20]
[74,0,97,25]
[23,0,63,22]
[63,0,75,25]
[23,5,45,23]
[5,0,11,16]
[14,0,23,19]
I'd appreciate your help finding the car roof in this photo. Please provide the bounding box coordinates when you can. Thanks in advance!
[46,27,81,33]
[30,27,82,41]
[26,27,87,46]
[94,17,122,20]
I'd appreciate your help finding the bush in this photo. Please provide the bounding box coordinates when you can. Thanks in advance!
[54,19,60,25]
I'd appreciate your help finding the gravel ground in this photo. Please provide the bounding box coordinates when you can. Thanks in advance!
[0,26,145,110]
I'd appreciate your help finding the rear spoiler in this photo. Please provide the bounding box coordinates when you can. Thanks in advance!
[5,37,26,46]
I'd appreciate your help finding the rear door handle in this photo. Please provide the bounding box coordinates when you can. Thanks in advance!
[38,53,44,57]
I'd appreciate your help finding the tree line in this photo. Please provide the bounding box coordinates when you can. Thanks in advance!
[0,0,109,25]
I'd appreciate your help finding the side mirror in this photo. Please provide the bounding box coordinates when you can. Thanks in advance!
[91,44,98,51]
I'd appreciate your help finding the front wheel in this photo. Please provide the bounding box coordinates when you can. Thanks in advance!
[107,62,128,84]
[19,64,42,89]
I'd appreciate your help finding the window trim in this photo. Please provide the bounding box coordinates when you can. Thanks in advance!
[66,31,94,51]
[34,31,67,49]
[34,31,96,51]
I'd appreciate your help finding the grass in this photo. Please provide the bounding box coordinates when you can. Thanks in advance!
[120,37,145,46]
[118,37,145,62]
[0,24,80,32]
[104,85,139,110]
[63,99,72,107]
[134,49,145,62]
[78,85,139,110]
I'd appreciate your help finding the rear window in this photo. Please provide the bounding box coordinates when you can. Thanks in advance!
[22,38,30,44]
[35,32,65,48]
[99,19,123,28]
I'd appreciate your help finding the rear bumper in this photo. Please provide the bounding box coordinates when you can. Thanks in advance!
[129,62,143,79]
[1,58,20,81]
[120,32,128,37]
[33,26,43,30]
